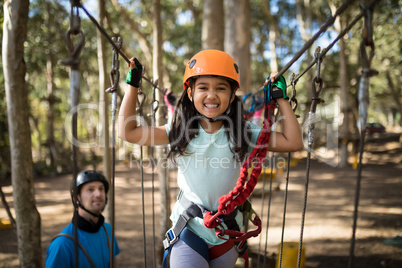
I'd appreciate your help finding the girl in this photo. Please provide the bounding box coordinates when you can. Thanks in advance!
[118,49,303,268]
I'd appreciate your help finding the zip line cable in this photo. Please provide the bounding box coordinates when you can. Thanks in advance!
[277,154,291,268]
[348,1,378,267]
[135,70,148,268]
[297,47,325,268]
[256,153,275,268]
[251,0,358,97]
[262,154,276,268]
[291,12,364,86]
[105,36,122,268]
[77,2,166,95]
[60,2,85,267]
[150,82,160,268]
[278,76,299,268]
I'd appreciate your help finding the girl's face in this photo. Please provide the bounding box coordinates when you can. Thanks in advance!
[187,76,235,120]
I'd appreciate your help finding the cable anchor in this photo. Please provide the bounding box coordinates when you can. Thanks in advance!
[106,37,122,94]
[59,2,85,70]
[289,73,299,115]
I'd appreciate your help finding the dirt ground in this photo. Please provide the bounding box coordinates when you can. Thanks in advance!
[0,134,401,268]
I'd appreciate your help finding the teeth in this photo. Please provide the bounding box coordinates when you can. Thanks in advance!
[205,104,218,108]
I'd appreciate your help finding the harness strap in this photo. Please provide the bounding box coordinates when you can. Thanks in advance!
[180,227,210,261]
[52,234,96,268]
[163,226,208,268]
[163,227,249,268]
[163,192,253,267]
[52,224,111,268]
[162,202,203,250]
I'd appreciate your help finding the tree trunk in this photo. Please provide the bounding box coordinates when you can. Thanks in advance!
[331,2,351,167]
[44,2,58,173]
[296,0,314,122]
[45,57,58,172]
[386,71,402,126]
[97,0,113,222]
[202,0,224,50]
[2,0,42,267]
[224,0,251,92]
[262,1,280,72]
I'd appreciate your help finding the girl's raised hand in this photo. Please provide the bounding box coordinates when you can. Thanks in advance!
[263,72,279,86]
[126,57,143,88]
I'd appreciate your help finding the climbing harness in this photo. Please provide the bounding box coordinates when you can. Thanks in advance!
[162,80,277,267]
[202,98,274,227]
[201,81,276,265]
[162,192,252,267]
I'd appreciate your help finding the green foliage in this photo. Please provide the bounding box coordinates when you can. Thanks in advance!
[367,0,401,123]
[2,0,400,176]
[339,0,402,124]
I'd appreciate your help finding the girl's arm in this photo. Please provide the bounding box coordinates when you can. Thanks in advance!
[266,73,303,152]
[118,58,169,146]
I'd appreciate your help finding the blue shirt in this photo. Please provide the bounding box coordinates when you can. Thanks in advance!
[46,222,120,268]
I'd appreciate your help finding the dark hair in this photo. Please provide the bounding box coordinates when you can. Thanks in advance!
[168,78,252,163]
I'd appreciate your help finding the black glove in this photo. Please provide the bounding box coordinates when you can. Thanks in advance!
[126,58,142,88]
[271,75,288,100]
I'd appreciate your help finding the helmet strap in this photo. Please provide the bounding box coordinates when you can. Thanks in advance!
[77,201,102,218]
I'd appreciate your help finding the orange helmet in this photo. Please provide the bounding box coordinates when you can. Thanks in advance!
[183,49,240,90]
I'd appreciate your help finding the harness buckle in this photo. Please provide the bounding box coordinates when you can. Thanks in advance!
[235,239,248,256]
[163,228,179,250]
[241,199,260,222]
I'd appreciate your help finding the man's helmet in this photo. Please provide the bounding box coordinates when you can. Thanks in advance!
[71,170,109,203]
[183,49,240,90]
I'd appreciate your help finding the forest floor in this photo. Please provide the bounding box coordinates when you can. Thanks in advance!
[0,132,401,268]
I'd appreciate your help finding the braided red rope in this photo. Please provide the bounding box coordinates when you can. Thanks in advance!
[203,102,276,229]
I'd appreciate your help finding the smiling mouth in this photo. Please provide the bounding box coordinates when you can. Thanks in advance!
[204,104,219,108]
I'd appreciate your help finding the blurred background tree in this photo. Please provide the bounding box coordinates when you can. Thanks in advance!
[1,0,399,176]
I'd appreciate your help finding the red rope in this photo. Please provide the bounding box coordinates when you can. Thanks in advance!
[203,102,276,229]
[215,216,262,242]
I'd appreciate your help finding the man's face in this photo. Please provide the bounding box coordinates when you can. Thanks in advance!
[78,181,106,215]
